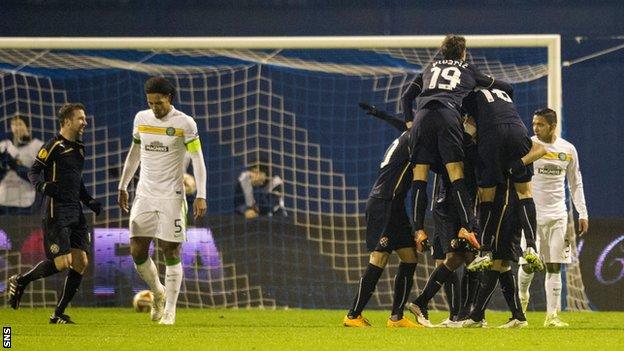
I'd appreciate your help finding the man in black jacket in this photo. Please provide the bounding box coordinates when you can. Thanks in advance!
[7,103,101,324]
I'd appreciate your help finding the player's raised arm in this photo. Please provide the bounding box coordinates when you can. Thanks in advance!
[358,102,407,132]
[471,64,514,99]
[401,74,423,124]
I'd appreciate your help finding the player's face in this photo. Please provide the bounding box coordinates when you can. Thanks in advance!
[10,119,29,140]
[65,109,87,137]
[249,168,267,187]
[532,115,555,142]
[147,93,172,119]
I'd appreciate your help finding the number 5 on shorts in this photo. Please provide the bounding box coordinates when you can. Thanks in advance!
[174,219,182,234]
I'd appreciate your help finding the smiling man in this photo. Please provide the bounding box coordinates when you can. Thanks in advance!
[8,103,101,324]
[118,77,207,325]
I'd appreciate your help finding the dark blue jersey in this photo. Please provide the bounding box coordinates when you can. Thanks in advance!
[401,60,513,121]
[462,87,527,133]
[28,134,92,218]
[369,131,412,200]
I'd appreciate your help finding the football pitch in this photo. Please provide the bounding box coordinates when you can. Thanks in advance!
[2,308,623,350]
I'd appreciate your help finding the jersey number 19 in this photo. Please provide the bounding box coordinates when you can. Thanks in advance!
[429,66,462,90]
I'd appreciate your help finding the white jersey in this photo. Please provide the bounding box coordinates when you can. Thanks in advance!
[531,136,588,223]
[133,106,199,199]
[0,138,44,207]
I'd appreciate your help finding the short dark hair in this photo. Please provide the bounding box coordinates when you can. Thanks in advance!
[441,35,466,60]
[58,103,86,126]
[534,108,557,125]
[144,76,176,102]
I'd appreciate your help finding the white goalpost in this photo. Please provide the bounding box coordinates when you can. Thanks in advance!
[0,35,587,312]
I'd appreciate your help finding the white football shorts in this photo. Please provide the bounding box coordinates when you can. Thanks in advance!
[520,215,571,264]
[129,196,187,242]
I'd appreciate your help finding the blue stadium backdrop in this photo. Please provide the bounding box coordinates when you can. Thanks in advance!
[1,46,604,311]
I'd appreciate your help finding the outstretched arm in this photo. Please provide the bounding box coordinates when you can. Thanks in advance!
[358,102,407,132]
[401,74,423,124]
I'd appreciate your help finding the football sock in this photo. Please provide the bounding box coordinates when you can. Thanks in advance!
[414,264,453,307]
[411,180,428,231]
[517,266,534,300]
[348,263,384,318]
[134,257,165,295]
[451,179,477,232]
[443,270,461,319]
[391,262,417,319]
[54,269,82,316]
[478,201,494,250]
[470,270,500,321]
[17,259,60,286]
[499,269,525,321]
[164,259,183,315]
[518,198,538,249]
[458,270,480,319]
[545,271,562,315]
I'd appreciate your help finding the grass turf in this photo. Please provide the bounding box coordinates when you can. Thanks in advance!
[1,308,623,350]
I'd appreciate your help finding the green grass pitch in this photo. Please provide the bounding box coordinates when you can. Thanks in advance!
[1,308,623,350]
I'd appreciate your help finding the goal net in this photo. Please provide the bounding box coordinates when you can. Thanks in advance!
[0,35,589,311]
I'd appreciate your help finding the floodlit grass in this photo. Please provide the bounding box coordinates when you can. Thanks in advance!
[1,308,623,350]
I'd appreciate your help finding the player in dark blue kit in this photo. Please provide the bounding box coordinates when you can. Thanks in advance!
[403,114,482,327]
[462,87,546,268]
[343,104,420,328]
[459,88,547,328]
[7,103,101,324]
[402,35,514,261]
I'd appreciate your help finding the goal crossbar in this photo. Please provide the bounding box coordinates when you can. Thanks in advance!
[0,34,561,132]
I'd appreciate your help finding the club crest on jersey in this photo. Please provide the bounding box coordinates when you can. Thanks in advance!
[558,152,567,161]
[379,236,389,248]
[145,141,169,152]
[38,148,48,159]
[166,127,176,136]
[49,244,59,254]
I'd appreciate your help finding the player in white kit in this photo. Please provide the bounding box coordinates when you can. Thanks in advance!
[118,77,207,325]
[518,108,588,327]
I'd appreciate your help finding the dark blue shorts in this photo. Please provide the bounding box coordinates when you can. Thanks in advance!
[477,123,533,187]
[410,102,464,170]
[489,189,522,262]
[43,203,90,259]
[365,197,414,252]
[432,196,467,257]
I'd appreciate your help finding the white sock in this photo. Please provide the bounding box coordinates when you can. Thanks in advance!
[164,262,183,315]
[545,271,562,315]
[517,266,534,299]
[134,257,165,295]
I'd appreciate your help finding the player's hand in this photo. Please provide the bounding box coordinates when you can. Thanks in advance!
[358,101,384,119]
[415,230,429,253]
[578,218,589,236]
[37,181,59,198]
[118,189,129,213]
[193,197,207,220]
[244,207,259,219]
[86,199,102,216]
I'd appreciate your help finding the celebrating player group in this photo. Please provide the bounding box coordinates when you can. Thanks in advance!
[344,35,588,328]
[5,35,587,329]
